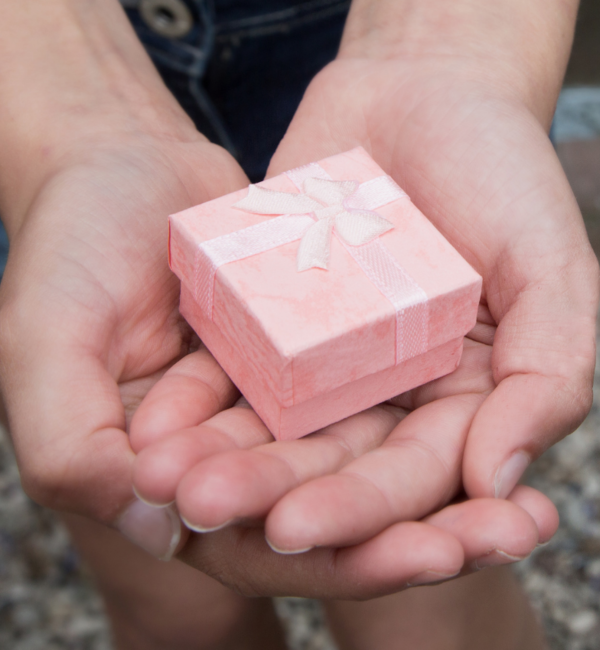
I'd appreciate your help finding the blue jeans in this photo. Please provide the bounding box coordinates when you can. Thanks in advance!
[125,0,349,181]
[0,0,349,274]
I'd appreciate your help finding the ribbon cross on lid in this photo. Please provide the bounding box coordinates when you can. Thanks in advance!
[233,177,394,271]
[190,159,428,363]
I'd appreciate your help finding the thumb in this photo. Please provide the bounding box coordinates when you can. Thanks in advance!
[463,279,597,499]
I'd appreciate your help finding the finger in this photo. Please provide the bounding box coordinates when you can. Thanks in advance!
[506,484,559,545]
[133,400,274,507]
[0,333,135,524]
[425,498,540,571]
[177,521,464,600]
[463,257,597,499]
[464,372,592,500]
[389,337,494,411]
[264,394,483,553]
[175,405,406,530]
[129,346,239,452]
[465,303,497,346]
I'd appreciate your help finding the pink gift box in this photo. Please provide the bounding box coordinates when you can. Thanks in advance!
[169,148,482,440]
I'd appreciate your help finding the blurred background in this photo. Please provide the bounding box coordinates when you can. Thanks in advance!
[1,1,600,649]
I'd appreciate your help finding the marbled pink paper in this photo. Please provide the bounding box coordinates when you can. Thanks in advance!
[169,148,482,440]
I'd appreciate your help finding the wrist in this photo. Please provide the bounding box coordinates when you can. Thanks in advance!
[0,0,202,232]
[339,0,579,126]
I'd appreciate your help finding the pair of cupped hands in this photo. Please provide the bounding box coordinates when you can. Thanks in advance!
[0,53,597,600]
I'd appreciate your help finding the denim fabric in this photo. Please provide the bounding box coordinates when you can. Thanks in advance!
[125,0,350,181]
[0,227,8,274]
[0,0,349,278]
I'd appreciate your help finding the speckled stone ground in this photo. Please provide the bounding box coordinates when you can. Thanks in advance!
[0,428,111,650]
[512,348,600,650]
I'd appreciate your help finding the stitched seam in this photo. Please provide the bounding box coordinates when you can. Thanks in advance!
[146,45,206,75]
[215,0,348,31]
[216,2,350,40]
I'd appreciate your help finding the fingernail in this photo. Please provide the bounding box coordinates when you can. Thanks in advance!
[471,549,527,571]
[494,451,530,499]
[132,485,174,508]
[406,569,460,587]
[118,500,181,561]
[181,515,234,533]
[265,537,314,555]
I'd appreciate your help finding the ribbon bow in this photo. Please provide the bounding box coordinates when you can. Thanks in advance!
[233,177,394,271]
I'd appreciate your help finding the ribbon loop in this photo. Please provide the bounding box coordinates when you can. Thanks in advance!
[297,217,334,271]
[335,209,393,246]
[235,184,323,215]
[303,177,357,205]
[233,176,394,270]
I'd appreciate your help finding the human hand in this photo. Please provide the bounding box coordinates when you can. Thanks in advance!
[134,359,558,598]
[131,0,594,580]
[132,314,558,597]
[0,129,250,552]
[0,0,257,563]
[265,58,598,491]
[0,129,495,600]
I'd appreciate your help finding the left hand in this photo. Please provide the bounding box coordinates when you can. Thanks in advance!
[132,42,595,561]
[258,50,598,548]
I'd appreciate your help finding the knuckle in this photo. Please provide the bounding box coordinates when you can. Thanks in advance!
[566,378,594,430]
[227,576,263,599]
[563,345,597,431]
[550,358,595,437]
[18,450,69,510]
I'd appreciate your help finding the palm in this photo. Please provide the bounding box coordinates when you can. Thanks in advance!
[128,58,592,575]
[0,137,245,522]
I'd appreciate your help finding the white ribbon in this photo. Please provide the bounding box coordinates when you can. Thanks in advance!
[192,162,429,365]
[234,177,395,271]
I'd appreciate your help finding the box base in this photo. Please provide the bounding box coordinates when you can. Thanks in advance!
[180,286,463,440]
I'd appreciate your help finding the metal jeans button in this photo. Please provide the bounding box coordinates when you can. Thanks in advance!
[139,0,193,39]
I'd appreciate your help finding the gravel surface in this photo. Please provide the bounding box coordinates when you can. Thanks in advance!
[1,329,600,650]
[0,427,110,650]
[512,355,600,649]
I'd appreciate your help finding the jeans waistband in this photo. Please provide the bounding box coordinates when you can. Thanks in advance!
[121,0,349,179]
[122,0,349,71]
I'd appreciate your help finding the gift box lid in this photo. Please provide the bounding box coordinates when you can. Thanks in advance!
[169,148,482,408]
